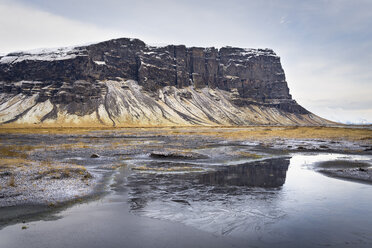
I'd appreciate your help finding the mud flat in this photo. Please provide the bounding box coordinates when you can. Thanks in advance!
[1,126,372,247]
[316,160,372,184]
[1,126,371,207]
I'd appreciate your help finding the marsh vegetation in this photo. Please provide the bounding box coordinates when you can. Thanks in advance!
[0,126,372,247]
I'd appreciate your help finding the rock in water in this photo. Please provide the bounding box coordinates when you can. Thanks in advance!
[90,154,100,158]
[0,38,331,127]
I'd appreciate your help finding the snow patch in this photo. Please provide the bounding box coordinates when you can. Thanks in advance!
[239,48,278,58]
[140,61,170,70]
[94,61,106,65]
[0,46,86,64]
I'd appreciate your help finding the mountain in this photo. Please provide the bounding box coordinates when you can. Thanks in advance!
[0,38,331,127]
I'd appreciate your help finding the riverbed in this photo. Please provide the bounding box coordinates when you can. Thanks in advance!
[0,127,372,247]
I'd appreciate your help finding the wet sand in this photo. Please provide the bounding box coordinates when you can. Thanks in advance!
[1,154,372,248]
[0,190,241,248]
[1,127,372,217]
[1,127,372,247]
[316,160,372,184]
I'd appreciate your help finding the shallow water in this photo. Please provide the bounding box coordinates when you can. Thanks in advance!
[126,153,372,247]
[1,130,372,247]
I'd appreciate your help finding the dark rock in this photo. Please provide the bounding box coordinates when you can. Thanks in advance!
[171,199,191,206]
[0,37,335,126]
[150,151,208,160]
[90,153,100,158]
[199,157,289,187]
[0,171,12,177]
[0,37,305,113]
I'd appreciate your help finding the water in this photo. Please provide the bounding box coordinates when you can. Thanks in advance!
[126,153,372,247]
[1,130,372,247]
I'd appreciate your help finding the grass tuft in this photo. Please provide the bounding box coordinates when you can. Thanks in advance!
[132,166,203,172]
[8,175,16,187]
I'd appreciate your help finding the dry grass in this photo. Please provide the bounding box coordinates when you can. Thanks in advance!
[0,126,111,135]
[8,175,16,187]
[163,126,372,143]
[36,162,91,180]
[0,158,30,171]
[0,156,90,182]
[0,145,36,159]
[41,142,92,151]
[0,126,371,143]
[132,166,203,172]
[236,152,263,159]
[58,142,91,150]
[0,125,182,135]
[0,147,24,158]
[0,144,44,163]
[111,163,127,170]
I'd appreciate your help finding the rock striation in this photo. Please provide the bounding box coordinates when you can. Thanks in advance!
[0,38,331,126]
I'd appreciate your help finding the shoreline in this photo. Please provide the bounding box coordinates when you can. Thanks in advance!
[0,125,371,141]
[319,169,372,185]
[1,126,372,230]
[1,152,371,248]
[1,150,372,230]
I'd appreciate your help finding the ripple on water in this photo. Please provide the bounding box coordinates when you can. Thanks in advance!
[127,157,290,235]
[127,153,372,243]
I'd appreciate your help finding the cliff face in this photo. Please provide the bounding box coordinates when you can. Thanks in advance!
[0,38,330,126]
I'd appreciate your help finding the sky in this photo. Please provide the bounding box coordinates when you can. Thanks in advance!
[0,0,371,124]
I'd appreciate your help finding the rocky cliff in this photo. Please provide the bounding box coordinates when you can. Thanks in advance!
[0,38,330,127]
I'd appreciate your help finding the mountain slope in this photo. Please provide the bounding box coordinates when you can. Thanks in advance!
[0,38,331,127]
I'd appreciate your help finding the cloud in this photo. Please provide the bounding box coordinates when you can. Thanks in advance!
[307,106,372,124]
[1,0,372,123]
[0,1,125,53]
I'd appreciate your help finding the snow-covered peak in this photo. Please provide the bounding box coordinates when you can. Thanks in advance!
[237,48,277,58]
[0,46,86,64]
[220,46,278,58]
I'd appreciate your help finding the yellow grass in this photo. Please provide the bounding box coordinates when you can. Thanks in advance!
[0,145,37,159]
[0,155,90,181]
[0,158,30,171]
[0,126,371,143]
[132,166,203,172]
[236,152,263,159]
[8,175,16,187]
[58,142,91,149]
[164,126,372,143]
[37,161,91,180]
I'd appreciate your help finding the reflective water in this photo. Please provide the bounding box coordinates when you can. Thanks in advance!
[1,129,372,247]
[127,153,372,246]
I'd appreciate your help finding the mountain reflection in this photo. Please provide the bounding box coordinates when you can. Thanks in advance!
[128,158,290,211]
[199,158,290,187]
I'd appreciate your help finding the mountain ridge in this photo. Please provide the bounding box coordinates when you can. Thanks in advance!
[0,37,332,127]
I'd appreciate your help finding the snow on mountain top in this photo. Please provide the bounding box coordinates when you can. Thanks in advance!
[0,46,87,64]
[0,38,279,65]
[239,48,278,57]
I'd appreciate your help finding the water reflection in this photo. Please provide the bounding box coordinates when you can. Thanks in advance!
[127,157,290,234]
[199,158,289,187]
[126,154,372,244]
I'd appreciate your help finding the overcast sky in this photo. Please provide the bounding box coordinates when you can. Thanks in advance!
[1,0,371,124]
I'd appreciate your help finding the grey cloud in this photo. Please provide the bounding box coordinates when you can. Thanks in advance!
[2,0,372,123]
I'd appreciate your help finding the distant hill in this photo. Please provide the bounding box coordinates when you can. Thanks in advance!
[0,38,331,127]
